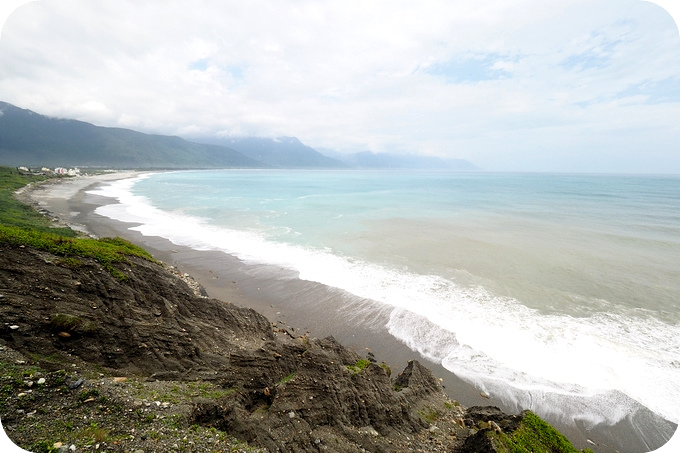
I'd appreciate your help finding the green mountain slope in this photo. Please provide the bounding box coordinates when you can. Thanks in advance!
[0,102,265,169]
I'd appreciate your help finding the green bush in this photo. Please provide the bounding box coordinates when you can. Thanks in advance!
[346,359,371,375]
[50,313,83,331]
[491,411,594,453]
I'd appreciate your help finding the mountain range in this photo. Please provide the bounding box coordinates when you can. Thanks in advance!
[191,135,346,168]
[0,101,478,170]
[0,102,264,169]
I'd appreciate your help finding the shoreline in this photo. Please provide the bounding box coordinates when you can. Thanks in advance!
[20,171,677,453]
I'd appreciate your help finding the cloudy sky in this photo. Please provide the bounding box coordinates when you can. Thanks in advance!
[0,0,679,172]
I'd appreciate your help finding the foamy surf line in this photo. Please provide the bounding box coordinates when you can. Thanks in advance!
[88,176,680,432]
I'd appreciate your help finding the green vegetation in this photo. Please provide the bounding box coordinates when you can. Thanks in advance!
[186,381,237,400]
[488,411,594,453]
[444,400,460,409]
[77,389,100,403]
[0,225,156,280]
[56,256,84,269]
[277,372,296,386]
[0,166,157,280]
[0,167,75,236]
[128,379,236,404]
[0,223,156,271]
[76,422,110,444]
[27,440,61,453]
[418,406,440,424]
[346,359,371,375]
[50,313,84,331]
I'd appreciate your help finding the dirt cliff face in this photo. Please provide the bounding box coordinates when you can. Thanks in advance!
[0,244,589,452]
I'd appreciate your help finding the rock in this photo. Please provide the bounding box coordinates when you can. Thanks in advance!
[458,407,531,453]
[0,243,594,453]
[358,426,380,437]
[37,377,46,385]
[394,359,444,398]
[68,378,84,389]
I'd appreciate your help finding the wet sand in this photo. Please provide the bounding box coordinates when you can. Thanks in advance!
[19,172,678,453]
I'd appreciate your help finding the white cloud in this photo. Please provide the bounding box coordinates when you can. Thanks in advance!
[0,0,679,172]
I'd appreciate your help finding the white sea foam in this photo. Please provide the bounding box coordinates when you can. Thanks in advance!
[89,175,680,427]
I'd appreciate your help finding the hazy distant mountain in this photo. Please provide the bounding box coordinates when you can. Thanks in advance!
[190,136,346,169]
[322,150,480,170]
[0,101,479,171]
[0,102,264,169]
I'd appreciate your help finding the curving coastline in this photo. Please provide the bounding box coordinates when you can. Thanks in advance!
[4,171,676,452]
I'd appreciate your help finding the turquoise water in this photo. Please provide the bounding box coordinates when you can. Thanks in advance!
[90,170,680,430]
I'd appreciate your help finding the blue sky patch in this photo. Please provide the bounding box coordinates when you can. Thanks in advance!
[226,65,244,80]
[618,77,680,104]
[425,54,511,83]
[559,34,623,71]
[189,58,209,71]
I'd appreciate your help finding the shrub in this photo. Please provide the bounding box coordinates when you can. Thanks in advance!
[490,411,594,453]
[346,359,371,375]
[50,313,83,332]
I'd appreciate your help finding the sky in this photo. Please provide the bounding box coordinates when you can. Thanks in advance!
[0,1,679,173]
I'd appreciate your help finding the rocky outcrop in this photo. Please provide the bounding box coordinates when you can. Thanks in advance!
[0,244,592,452]
[0,244,456,451]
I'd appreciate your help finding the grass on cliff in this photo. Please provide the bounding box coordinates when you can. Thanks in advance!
[0,166,156,279]
[489,411,594,453]
[0,167,75,236]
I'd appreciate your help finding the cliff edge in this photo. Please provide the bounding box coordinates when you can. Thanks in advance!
[0,243,591,452]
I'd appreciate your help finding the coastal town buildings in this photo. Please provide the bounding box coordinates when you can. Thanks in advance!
[18,166,81,176]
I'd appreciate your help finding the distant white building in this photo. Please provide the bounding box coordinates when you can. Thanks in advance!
[52,167,81,176]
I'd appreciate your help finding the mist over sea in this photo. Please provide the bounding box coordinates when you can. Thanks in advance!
[89,170,680,440]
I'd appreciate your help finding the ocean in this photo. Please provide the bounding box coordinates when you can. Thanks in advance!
[88,170,680,438]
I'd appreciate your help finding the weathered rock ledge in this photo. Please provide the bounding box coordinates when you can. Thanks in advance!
[0,244,590,452]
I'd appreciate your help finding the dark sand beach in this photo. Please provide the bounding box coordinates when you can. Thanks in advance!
[19,172,677,453]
